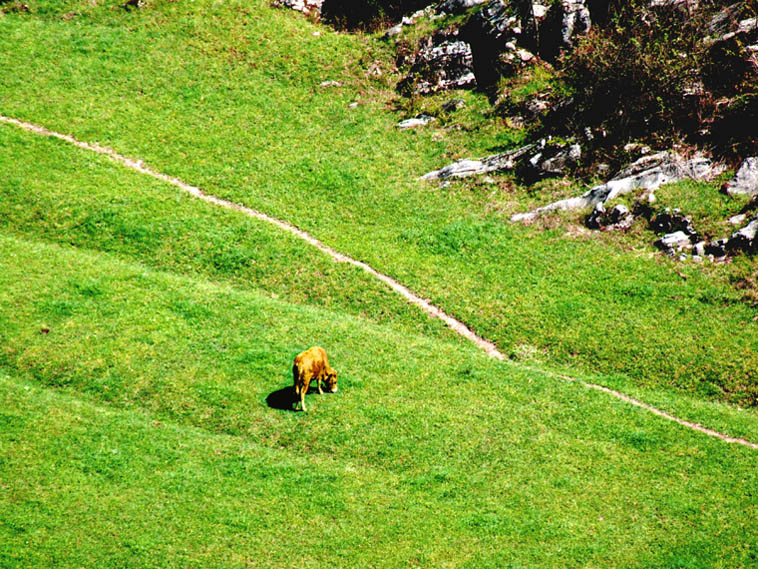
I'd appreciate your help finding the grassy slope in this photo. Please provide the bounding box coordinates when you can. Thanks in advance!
[4,118,758,442]
[0,122,457,341]
[1,0,756,410]
[2,234,757,568]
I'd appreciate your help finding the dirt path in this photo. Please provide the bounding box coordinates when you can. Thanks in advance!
[2,113,756,451]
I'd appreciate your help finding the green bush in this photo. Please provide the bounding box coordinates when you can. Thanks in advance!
[562,1,710,150]
[321,0,431,30]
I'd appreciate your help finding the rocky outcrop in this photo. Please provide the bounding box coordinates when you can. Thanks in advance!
[421,138,579,180]
[511,151,725,222]
[461,0,538,87]
[723,157,758,197]
[273,0,323,17]
[539,0,592,61]
[398,30,477,95]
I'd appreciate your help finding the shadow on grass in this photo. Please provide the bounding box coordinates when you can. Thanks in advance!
[266,387,296,411]
[266,384,332,411]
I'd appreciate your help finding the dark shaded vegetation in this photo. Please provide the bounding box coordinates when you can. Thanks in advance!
[322,0,431,30]
[561,0,758,164]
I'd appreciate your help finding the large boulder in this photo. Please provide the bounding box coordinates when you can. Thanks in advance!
[398,29,477,94]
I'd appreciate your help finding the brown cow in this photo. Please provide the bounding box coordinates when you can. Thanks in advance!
[292,346,338,411]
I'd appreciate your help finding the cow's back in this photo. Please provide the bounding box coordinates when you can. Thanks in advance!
[294,346,328,379]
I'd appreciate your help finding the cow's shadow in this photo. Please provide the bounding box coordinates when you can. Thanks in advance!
[265,384,325,411]
[266,387,296,411]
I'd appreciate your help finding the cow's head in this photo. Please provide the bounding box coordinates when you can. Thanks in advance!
[324,368,338,393]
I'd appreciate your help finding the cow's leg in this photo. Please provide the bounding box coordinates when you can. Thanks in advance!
[300,389,307,412]
[317,375,324,395]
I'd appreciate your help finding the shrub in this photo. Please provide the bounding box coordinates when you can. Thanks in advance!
[321,0,431,30]
[562,1,710,150]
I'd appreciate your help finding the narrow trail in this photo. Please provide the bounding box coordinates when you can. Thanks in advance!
[3,113,756,451]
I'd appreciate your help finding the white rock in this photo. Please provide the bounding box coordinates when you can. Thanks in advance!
[397,115,435,129]
[724,157,758,197]
[657,231,693,253]
[728,213,748,226]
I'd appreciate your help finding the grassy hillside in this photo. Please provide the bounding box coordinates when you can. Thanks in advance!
[1,0,756,409]
[1,3,757,565]
[2,234,757,568]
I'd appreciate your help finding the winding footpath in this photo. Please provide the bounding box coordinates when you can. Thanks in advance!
[2,113,756,451]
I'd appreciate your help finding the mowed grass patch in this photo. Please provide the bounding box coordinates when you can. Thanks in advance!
[0,0,757,408]
[0,122,456,342]
[1,235,758,568]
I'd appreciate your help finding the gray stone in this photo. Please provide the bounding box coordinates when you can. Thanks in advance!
[585,202,607,229]
[385,23,404,37]
[586,202,632,230]
[649,0,699,13]
[723,157,758,197]
[560,0,591,48]
[441,98,466,113]
[421,138,579,180]
[707,2,743,36]
[539,0,591,61]
[533,142,582,176]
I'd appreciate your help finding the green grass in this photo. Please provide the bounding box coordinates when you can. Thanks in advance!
[1,0,755,409]
[1,233,757,568]
[1,4,757,564]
